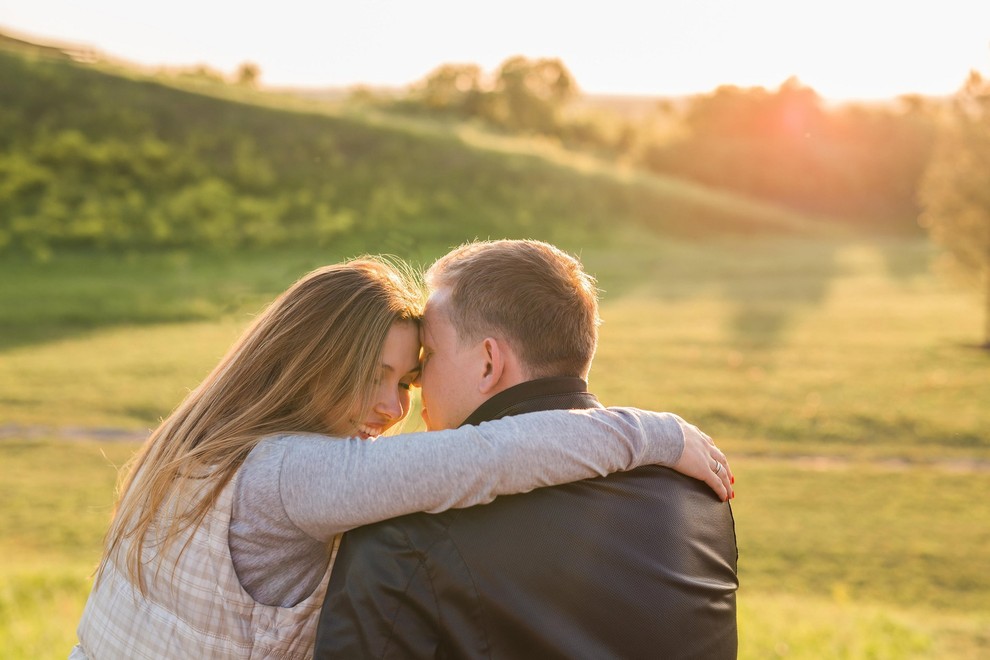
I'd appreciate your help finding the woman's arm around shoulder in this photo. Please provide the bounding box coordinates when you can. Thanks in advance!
[274,407,732,543]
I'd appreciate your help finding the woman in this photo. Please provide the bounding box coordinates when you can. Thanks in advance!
[71,257,730,659]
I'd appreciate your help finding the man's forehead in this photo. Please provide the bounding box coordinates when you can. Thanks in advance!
[423,290,450,324]
[422,290,454,344]
[424,287,451,314]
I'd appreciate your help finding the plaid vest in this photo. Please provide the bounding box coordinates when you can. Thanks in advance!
[75,470,334,659]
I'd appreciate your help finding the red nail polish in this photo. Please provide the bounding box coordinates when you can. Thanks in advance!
[731,476,735,485]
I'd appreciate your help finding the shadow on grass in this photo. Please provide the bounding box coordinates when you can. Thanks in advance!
[590,236,843,352]
[958,341,990,353]
[0,247,365,353]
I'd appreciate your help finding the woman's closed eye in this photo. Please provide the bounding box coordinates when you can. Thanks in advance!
[400,368,421,391]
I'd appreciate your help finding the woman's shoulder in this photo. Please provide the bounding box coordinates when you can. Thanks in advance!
[244,433,347,468]
[235,435,333,519]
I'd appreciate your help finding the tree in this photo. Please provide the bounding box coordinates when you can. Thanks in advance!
[919,72,990,347]
[236,62,261,87]
[491,56,577,133]
[414,63,485,113]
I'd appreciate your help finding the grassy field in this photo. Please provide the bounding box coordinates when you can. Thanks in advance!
[1,234,988,658]
[589,236,989,460]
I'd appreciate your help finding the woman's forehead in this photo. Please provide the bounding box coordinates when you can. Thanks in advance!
[383,322,421,367]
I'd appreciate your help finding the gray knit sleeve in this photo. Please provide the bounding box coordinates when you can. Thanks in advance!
[274,407,685,543]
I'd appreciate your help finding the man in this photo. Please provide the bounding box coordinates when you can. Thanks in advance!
[314,240,738,659]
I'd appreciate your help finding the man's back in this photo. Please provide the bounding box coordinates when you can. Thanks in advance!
[315,463,738,659]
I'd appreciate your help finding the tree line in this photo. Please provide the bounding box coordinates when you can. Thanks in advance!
[386,59,939,230]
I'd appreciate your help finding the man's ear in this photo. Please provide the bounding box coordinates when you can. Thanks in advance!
[478,337,505,395]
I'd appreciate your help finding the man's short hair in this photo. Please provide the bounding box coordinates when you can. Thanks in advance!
[427,239,600,378]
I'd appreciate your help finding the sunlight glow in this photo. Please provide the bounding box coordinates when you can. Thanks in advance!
[2,0,988,102]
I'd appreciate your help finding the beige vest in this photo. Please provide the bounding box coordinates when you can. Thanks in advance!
[75,471,335,659]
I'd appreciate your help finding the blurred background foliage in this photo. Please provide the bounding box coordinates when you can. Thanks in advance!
[391,59,937,228]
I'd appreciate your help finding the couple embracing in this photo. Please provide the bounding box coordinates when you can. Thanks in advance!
[72,239,738,659]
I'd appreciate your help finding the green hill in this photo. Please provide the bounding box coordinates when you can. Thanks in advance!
[0,33,832,257]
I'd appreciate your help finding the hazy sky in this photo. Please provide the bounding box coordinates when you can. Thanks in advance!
[2,0,989,101]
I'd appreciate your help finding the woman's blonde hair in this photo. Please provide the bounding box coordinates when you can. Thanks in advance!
[98,257,423,590]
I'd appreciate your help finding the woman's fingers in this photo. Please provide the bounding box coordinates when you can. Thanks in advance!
[710,443,734,495]
[675,420,734,502]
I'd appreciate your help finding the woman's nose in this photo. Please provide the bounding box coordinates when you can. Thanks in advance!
[375,390,403,420]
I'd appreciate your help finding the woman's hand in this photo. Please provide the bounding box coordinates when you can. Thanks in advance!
[672,417,734,502]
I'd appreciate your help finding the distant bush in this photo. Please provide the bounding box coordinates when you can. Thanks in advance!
[639,80,937,229]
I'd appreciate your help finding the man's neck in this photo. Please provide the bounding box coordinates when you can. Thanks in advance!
[459,376,600,427]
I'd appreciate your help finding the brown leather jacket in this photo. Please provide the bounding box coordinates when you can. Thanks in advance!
[314,377,738,659]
